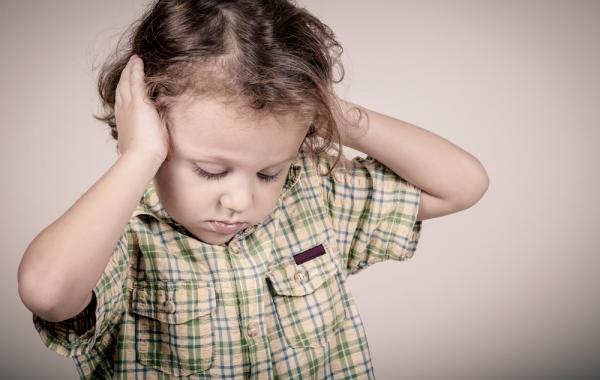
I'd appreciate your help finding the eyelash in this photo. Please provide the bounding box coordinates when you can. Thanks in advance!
[194,168,281,183]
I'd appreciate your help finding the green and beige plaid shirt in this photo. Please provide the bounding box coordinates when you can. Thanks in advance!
[33,148,423,379]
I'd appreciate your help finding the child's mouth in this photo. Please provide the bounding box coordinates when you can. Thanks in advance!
[209,220,247,235]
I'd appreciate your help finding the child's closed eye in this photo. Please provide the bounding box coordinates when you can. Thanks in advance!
[194,167,281,183]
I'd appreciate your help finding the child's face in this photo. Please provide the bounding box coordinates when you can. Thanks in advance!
[153,95,309,245]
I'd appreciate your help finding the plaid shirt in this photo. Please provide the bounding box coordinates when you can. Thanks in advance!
[33,149,423,379]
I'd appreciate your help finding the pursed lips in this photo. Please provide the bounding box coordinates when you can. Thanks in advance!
[209,220,247,234]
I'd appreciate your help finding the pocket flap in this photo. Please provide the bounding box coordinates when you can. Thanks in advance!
[131,280,215,324]
[267,243,340,296]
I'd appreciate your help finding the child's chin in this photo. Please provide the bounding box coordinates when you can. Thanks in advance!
[195,230,234,246]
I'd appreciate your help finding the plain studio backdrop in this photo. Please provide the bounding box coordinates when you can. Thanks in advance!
[2,1,599,379]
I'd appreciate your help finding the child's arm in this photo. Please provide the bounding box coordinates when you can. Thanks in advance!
[336,98,489,220]
[18,55,168,323]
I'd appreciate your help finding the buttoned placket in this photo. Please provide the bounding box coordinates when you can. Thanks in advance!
[227,237,273,380]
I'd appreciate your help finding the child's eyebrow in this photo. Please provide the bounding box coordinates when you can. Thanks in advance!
[191,155,297,169]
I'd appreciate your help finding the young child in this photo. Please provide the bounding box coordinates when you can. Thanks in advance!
[18,0,488,379]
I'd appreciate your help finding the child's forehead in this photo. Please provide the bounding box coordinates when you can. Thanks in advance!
[174,141,300,170]
[166,97,308,165]
[168,94,309,128]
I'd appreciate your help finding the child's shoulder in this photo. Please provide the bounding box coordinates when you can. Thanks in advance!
[298,147,396,186]
[130,181,178,226]
[297,147,358,180]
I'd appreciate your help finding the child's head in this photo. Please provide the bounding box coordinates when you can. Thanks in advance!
[96,0,353,165]
[94,0,358,244]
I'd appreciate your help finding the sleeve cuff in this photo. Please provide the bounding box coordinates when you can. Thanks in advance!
[33,286,121,357]
[385,184,423,261]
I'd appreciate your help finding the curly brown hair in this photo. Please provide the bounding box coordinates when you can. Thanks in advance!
[95,0,365,175]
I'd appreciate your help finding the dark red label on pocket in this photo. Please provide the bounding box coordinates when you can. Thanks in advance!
[293,244,326,265]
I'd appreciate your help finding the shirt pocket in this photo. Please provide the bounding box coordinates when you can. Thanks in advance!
[130,280,216,376]
[266,242,349,348]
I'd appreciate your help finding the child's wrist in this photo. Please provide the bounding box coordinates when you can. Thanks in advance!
[335,99,369,150]
[120,149,165,174]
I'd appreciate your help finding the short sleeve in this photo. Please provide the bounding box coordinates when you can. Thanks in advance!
[318,154,423,276]
[32,227,132,358]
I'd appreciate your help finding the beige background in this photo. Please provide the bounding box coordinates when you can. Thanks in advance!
[2,0,599,379]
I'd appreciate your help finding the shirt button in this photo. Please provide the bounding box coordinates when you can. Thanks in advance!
[230,244,242,255]
[247,322,259,338]
[357,260,368,269]
[163,300,176,314]
[138,289,147,303]
[294,269,309,284]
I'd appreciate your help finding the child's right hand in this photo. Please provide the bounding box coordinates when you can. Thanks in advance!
[115,54,170,163]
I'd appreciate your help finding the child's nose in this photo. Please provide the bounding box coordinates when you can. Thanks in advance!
[219,185,253,214]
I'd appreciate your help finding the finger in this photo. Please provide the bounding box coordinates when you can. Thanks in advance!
[116,55,135,104]
[115,88,122,106]
[129,55,147,103]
